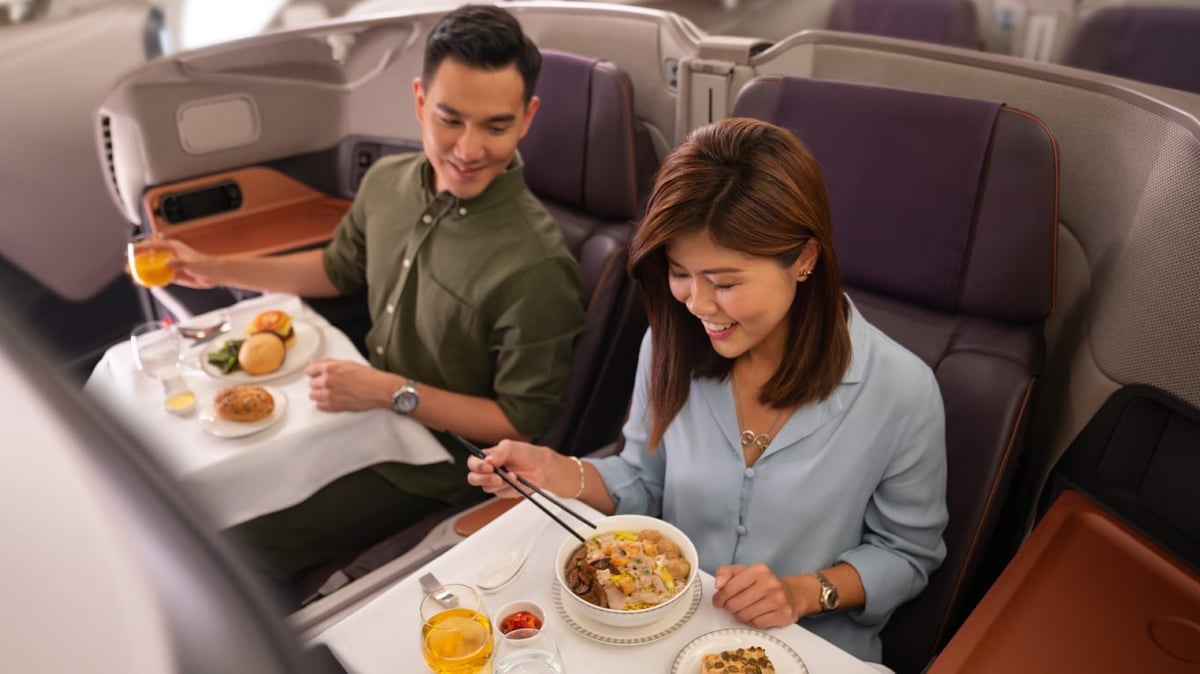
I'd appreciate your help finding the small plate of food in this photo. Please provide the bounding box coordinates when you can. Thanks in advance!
[199,310,322,383]
[199,384,287,438]
[671,627,809,674]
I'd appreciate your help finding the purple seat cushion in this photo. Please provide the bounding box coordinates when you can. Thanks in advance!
[1064,6,1200,95]
[519,49,597,211]
[770,77,1000,313]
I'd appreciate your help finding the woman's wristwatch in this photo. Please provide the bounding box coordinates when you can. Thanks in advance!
[813,571,840,614]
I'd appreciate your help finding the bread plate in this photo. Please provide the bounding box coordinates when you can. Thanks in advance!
[198,319,322,383]
[199,386,287,438]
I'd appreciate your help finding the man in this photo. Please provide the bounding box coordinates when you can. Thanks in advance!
[163,5,585,584]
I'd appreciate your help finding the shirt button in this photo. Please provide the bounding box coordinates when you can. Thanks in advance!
[458,207,467,216]
[744,468,755,478]
[402,258,411,269]
[375,345,383,355]
[386,304,394,314]
[422,214,432,224]
[736,525,747,536]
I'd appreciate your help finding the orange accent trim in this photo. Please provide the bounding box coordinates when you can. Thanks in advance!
[933,377,1036,650]
[999,106,1060,315]
[932,490,1200,673]
[453,498,521,538]
[142,167,350,257]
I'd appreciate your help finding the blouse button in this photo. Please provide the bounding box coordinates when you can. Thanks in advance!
[422,214,433,224]
[736,525,747,536]
[744,468,755,478]
[458,207,467,216]
[386,304,395,314]
[375,345,384,355]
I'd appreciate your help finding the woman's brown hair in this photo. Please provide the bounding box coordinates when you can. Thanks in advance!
[628,117,851,450]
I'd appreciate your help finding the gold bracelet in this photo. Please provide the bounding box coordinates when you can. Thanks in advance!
[569,456,585,499]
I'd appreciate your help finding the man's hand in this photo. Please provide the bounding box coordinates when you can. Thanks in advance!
[712,563,811,628]
[305,358,393,411]
[163,239,221,289]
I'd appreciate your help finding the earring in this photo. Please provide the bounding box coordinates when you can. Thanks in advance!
[799,269,813,280]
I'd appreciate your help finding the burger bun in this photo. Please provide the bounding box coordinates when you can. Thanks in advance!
[238,332,286,375]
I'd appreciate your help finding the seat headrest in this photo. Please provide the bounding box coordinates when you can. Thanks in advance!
[519,49,640,221]
[1063,6,1200,95]
[827,0,980,49]
[732,77,1056,322]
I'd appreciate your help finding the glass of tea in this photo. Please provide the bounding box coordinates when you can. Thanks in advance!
[420,583,493,674]
[127,232,175,288]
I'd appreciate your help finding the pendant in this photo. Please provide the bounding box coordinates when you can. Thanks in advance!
[740,430,771,450]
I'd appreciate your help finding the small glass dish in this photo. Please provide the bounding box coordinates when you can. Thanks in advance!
[162,375,196,416]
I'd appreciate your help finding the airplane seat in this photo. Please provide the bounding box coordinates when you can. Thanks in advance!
[731,76,1058,673]
[826,0,982,49]
[932,385,1200,671]
[291,48,656,607]
[519,48,655,458]
[1036,385,1200,569]
[1060,5,1200,95]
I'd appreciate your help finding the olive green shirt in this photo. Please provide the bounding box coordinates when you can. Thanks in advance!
[323,152,585,501]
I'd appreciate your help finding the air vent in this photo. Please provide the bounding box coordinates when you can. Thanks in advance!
[99,114,121,201]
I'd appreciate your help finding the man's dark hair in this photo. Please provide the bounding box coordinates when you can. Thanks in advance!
[423,4,542,104]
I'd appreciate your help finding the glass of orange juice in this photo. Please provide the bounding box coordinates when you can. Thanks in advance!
[128,232,175,288]
[420,583,494,674]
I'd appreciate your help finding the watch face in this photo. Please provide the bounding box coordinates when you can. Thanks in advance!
[391,385,418,414]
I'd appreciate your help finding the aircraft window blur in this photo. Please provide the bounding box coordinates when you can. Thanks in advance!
[181,0,288,48]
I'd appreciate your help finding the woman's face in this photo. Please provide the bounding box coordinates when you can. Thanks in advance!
[666,230,816,363]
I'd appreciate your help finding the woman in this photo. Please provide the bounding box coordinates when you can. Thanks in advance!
[466,117,947,663]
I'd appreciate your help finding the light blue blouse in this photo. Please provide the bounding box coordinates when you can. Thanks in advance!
[590,300,948,663]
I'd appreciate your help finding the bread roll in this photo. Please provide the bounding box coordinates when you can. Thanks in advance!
[213,385,275,422]
[238,332,286,375]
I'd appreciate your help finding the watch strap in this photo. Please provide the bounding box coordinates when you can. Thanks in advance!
[813,571,839,613]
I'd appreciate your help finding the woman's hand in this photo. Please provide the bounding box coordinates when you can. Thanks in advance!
[466,440,552,498]
[712,563,814,628]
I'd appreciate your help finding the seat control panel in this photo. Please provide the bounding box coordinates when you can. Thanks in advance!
[158,180,243,224]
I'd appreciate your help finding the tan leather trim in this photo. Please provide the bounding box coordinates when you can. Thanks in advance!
[142,166,349,257]
[452,498,521,537]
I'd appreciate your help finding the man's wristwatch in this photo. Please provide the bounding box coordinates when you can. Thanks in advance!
[390,378,420,415]
[813,571,840,614]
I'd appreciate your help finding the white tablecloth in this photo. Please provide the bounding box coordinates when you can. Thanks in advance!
[312,499,879,674]
[84,293,452,529]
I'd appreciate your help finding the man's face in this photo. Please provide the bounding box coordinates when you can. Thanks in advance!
[414,58,539,200]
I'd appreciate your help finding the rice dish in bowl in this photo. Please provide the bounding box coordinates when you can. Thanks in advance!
[554,514,699,628]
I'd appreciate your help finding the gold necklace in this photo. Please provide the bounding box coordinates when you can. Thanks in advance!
[731,370,788,452]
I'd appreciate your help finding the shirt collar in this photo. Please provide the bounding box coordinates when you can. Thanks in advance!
[417,151,527,213]
[699,294,870,456]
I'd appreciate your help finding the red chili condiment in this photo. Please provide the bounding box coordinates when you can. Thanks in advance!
[499,611,543,634]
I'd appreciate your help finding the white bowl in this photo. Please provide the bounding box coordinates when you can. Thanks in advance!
[554,514,699,628]
[493,599,547,636]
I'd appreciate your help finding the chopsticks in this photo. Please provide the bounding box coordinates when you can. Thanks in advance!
[439,429,596,544]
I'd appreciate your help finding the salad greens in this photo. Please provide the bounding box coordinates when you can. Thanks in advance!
[206,339,245,374]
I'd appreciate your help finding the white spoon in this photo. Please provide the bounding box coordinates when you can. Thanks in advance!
[476,520,550,593]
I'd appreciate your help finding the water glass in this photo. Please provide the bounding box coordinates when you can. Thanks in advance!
[420,583,494,674]
[130,321,182,379]
[493,628,565,674]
